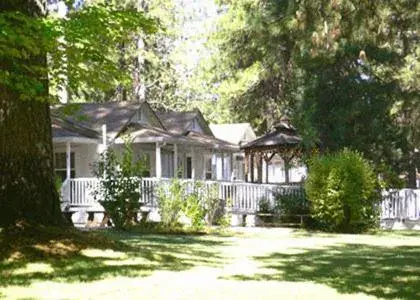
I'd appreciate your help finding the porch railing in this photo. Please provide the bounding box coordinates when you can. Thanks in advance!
[61,177,420,220]
[62,177,303,213]
[381,189,420,220]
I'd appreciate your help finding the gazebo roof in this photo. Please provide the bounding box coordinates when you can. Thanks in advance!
[241,121,302,150]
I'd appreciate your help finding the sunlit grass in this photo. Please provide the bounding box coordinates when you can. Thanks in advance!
[1,226,419,299]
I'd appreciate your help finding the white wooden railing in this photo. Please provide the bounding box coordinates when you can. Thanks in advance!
[139,178,303,213]
[62,177,303,213]
[61,177,420,220]
[381,189,420,220]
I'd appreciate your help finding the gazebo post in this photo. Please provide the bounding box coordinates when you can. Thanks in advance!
[265,159,269,183]
[284,157,290,183]
[257,154,263,183]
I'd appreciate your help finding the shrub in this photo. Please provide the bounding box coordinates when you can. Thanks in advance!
[158,180,228,229]
[203,183,221,226]
[182,182,206,229]
[305,149,380,233]
[258,197,273,214]
[273,190,308,216]
[157,178,185,227]
[215,197,232,228]
[92,141,146,229]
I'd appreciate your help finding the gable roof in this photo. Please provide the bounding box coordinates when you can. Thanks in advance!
[185,131,239,151]
[210,123,256,146]
[52,102,140,140]
[52,118,99,144]
[241,122,302,149]
[51,101,166,141]
[51,102,238,151]
[156,110,213,136]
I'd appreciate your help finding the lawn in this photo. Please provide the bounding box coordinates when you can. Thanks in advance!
[1,226,420,299]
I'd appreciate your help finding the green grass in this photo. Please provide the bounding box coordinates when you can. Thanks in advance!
[1,226,420,299]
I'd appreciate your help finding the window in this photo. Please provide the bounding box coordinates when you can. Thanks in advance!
[137,153,150,177]
[205,157,212,180]
[186,157,192,179]
[54,152,75,182]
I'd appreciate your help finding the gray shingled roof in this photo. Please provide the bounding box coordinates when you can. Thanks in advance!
[116,123,187,143]
[241,123,301,149]
[52,102,140,140]
[51,102,238,151]
[156,110,213,136]
[186,131,239,151]
[52,118,99,142]
[156,111,198,134]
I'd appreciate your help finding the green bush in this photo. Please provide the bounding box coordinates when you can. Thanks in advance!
[203,183,221,226]
[305,149,380,233]
[92,141,146,229]
[158,180,228,229]
[183,182,206,229]
[157,178,185,228]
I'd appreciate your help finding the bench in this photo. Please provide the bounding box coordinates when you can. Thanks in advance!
[256,213,310,226]
[62,205,111,227]
[62,203,151,227]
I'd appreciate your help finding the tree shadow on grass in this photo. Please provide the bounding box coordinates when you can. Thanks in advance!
[225,244,420,299]
[0,226,229,287]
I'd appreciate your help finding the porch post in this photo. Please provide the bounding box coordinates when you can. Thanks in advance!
[173,143,178,177]
[66,141,71,180]
[230,153,234,181]
[221,152,225,180]
[244,151,249,182]
[191,147,196,179]
[250,153,254,183]
[211,151,216,180]
[156,142,162,178]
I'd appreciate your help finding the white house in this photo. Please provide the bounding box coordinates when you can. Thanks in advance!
[52,101,239,184]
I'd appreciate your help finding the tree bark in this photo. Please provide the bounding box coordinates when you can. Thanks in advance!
[0,0,63,226]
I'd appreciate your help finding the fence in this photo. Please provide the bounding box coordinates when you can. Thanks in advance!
[62,177,303,213]
[381,189,420,220]
[62,177,420,220]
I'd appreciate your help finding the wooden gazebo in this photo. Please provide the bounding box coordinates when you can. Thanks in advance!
[241,120,302,183]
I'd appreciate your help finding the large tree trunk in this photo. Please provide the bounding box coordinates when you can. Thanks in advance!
[0,0,63,226]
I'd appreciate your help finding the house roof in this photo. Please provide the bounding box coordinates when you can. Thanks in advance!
[51,101,238,151]
[52,118,99,144]
[185,131,239,152]
[241,121,302,150]
[210,123,256,145]
[52,102,141,140]
[115,123,238,151]
[114,123,188,144]
[156,110,213,136]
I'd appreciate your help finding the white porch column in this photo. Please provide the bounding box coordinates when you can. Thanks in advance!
[230,153,234,181]
[156,142,162,178]
[221,152,225,180]
[173,143,178,177]
[191,147,196,179]
[66,141,71,180]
